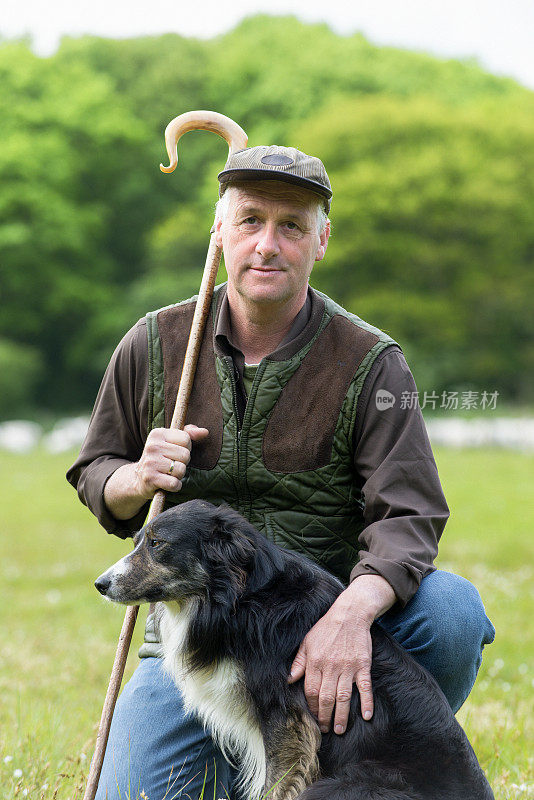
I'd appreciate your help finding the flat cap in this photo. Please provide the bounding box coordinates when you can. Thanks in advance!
[218,145,332,212]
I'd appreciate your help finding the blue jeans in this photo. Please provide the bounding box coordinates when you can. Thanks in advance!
[95,570,495,800]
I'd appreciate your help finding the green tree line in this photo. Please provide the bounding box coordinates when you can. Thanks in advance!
[1,15,533,417]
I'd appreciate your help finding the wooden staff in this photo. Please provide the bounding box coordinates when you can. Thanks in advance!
[83,111,248,800]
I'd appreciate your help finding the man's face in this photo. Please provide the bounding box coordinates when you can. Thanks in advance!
[215,182,330,308]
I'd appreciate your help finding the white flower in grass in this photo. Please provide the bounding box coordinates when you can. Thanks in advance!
[13,768,23,778]
[4,755,13,763]
[23,789,29,796]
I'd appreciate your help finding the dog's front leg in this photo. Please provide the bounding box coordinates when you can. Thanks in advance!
[261,708,321,800]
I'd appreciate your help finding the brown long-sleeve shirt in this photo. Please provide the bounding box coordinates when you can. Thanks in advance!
[67,287,449,606]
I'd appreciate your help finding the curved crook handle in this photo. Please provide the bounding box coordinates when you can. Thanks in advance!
[160,110,248,174]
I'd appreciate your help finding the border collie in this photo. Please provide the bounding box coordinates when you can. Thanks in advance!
[95,500,494,800]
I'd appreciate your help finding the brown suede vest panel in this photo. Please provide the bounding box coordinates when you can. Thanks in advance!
[263,315,380,472]
[157,303,223,470]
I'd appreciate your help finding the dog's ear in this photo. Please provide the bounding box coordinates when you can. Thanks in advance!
[200,506,257,604]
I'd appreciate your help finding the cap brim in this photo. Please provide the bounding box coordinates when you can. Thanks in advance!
[218,167,332,203]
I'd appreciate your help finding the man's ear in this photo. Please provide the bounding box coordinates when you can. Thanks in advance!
[214,216,223,248]
[315,219,331,262]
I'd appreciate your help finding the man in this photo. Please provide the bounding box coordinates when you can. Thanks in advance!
[68,145,495,800]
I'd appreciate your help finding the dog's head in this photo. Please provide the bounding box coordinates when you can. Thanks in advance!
[94,500,257,606]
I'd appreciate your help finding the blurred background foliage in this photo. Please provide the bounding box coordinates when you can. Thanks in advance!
[1,14,533,417]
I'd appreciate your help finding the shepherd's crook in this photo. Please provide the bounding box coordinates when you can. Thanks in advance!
[83,111,248,800]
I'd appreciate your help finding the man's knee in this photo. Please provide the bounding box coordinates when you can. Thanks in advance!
[411,570,494,652]
[379,570,495,711]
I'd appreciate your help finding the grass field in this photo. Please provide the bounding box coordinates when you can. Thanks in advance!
[0,447,532,799]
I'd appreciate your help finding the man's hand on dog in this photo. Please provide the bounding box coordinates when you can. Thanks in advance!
[288,574,396,734]
[104,425,209,520]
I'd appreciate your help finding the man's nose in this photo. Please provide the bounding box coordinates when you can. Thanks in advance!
[255,223,280,259]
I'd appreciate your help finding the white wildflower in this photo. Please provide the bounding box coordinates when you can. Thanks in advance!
[13,768,23,778]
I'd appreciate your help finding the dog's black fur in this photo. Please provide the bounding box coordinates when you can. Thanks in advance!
[96,500,494,800]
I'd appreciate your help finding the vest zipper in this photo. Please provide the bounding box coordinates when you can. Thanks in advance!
[224,356,243,509]
[238,360,267,519]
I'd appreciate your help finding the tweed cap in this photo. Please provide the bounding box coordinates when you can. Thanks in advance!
[218,145,332,212]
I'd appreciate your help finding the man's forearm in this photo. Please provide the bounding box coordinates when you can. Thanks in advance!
[104,463,150,521]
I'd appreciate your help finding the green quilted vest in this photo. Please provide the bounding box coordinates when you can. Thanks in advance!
[144,284,397,585]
